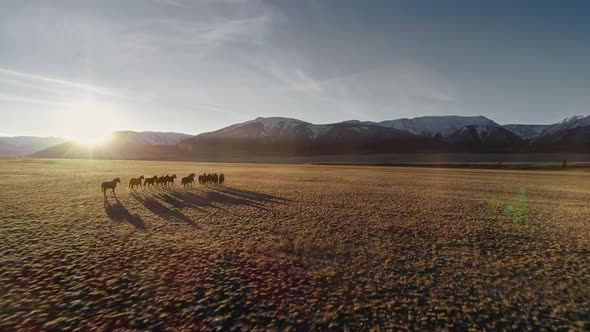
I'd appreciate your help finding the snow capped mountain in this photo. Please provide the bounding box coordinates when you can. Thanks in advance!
[185,117,443,155]
[445,124,525,149]
[0,136,67,156]
[559,115,588,124]
[502,124,550,140]
[111,131,193,145]
[378,116,498,137]
[203,117,312,139]
[503,115,590,142]
[541,115,590,136]
[20,114,590,160]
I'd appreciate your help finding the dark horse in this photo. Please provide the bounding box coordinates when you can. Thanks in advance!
[102,178,121,196]
[144,176,158,188]
[128,175,144,191]
[156,175,167,187]
[181,173,196,188]
[167,174,177,187]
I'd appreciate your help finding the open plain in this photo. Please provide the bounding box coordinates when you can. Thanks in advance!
[0,158,588,331]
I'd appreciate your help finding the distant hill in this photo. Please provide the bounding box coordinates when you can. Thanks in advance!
[0,136,67,156]
[30,141,187,160]
[378,115,497,137]
[30,131,193,160]
[377,115,526,150]
[179,117,449,156]
[180,116,527,155]
[445,124,526,152]
[503,115,590,152]
[25,114,590,160]
[111,131,193,146]
[532,125,590,152]
[502,124,550,140]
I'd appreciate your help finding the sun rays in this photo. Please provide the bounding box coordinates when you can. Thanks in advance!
[57,101,119,146]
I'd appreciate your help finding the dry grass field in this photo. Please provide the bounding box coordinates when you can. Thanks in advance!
[0,158,589,331]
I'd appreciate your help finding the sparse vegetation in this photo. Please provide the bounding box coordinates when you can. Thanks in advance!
[0,159,588,330]
[487,187,528,224]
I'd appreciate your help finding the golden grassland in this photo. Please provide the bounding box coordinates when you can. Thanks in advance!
[0,158,588,331]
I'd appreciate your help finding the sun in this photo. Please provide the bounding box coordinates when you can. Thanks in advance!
[59,102,117,146]
[73,131,112,146]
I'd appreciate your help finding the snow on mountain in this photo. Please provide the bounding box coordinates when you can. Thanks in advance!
[445,124,525,148]
[502,124,551,140]
[200,117,319,141]
[0,136,67,156]
[185,117,443,155]
[112,131,193,145]
[378,116,498,137]
[541,115,590,136]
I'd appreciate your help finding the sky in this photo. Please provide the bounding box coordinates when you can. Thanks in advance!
[1,0,589,140]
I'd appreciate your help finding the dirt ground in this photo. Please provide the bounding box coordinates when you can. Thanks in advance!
[0,158,588,331]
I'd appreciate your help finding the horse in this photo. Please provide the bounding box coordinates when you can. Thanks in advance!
[101,178,121,196]
[144,176,158,188]
[181,173,195,188]
[219,173,225,185]
[128,175,144,191]
[157,175,168,187]
[167,174,177,187]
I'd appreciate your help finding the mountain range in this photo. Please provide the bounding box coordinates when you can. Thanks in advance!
[4,114,589,159]
[0,136,67,157]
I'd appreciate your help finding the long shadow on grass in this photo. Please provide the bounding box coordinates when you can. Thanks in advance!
[134,186,287,215]
[204,190,269,210]
[130,192,197,227]
[214,187,291,203]
[163,190,216,210]
[162,187,284,211]
[103,197,146,230]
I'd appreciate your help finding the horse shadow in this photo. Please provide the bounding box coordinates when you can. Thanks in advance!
[103,197,146,230]
[216,187,290,203]
[204,190,269,210]
[130,192,197,227]
[166,190,217,210]
[158,187,279,211]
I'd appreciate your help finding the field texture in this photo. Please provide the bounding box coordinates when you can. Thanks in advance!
[0,159,589,331]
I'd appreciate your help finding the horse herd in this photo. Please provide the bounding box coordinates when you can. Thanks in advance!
[101,172,225,195]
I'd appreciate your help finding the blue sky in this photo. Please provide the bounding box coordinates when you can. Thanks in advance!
[1,0,589,139]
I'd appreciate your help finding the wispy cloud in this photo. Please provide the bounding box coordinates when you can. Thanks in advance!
[0,67,120,97]
[0,94,78,108]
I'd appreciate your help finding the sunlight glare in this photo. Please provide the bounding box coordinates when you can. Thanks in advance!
[60,102,117,146]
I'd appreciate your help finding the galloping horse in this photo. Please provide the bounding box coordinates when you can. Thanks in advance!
[144,176,158,188]
[167,174,177,187]
[156,175,168,187]
[128,175,144,191]
[181,173,196,188]
[101,178,121,196]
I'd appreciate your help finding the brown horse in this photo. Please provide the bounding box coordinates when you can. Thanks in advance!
[101,178,121,196]
[128,175,144,191]
[181,173,195,188]
[167,174,177,187]
[144,176,158,188]
[156,175,167,187]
